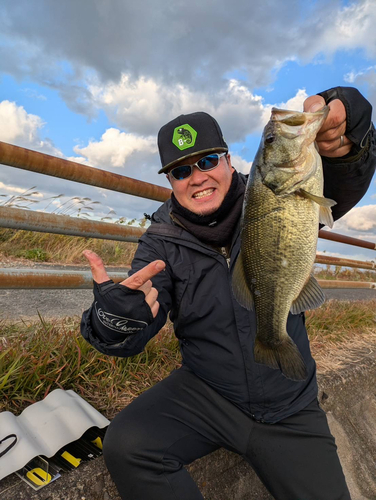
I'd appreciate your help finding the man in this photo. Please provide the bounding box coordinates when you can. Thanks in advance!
[81,87,375,500]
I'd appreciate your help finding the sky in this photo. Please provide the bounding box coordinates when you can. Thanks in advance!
[0,0,375,262]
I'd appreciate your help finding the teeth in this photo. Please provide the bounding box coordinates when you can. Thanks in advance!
[193,189,214,199]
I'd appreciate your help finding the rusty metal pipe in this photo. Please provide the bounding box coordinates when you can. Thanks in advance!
[0,269,128,289]
[0,141,171,202]
[318,229,376,250]
[317,279,376,289]
[1,269,375,290]
[315,255,376,271]
[0,206,145,242]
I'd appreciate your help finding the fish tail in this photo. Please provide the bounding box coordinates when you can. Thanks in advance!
[254,337,308,381]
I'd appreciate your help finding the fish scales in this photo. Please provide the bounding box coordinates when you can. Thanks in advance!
[232,107,336,381]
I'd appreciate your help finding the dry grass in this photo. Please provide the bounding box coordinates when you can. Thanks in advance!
[0,228,137,265]
[0,317,181,419]
[314,264,376,282]
[306,299,376,373]
[1,300,375,418]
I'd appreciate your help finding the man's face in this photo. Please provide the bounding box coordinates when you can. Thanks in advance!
[167,153,234,216]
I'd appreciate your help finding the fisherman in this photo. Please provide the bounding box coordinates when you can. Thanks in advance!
[81,87,375,500]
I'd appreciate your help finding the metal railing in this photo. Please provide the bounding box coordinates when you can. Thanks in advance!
[0,141,375,290]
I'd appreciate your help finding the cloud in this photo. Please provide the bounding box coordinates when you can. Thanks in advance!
[0,181,42,197]
[89,77,309,143]
[337,204,376,232]
[89,76,266,141]
[2,0,376,120]
[19,88,47,101]
[260,88,309,127]
[344,66,376,120]
[231,155,252,175]
[73,128,157,169]
[0,100,62,156]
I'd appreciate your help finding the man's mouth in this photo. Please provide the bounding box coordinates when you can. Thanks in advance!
[192,188,215,199]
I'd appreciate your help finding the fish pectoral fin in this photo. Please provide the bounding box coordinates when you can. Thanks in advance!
[232,252,254,310]
[298,189,336,228]
[290,274,325,314]
[318,205,334,228]
[299,189,336,207]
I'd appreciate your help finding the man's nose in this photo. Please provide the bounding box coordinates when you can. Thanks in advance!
[190,165,208,183]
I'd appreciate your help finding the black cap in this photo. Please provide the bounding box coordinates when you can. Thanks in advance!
[157,112,228,174]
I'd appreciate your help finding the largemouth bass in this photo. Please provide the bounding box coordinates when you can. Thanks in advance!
[232,106,336,381]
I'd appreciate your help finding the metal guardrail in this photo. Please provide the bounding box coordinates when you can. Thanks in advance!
[0,141,171,202]
[0,142,375,290]
[0,269,374,290]
[0,206,145,242]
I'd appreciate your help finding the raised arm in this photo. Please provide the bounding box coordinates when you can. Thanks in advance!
[304,86,375,221]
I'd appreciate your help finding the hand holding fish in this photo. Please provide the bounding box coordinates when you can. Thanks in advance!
[303,95,353,158]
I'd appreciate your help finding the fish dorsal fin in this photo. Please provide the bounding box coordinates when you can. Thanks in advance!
[290,274,325,314]
[232,252,254,310]
[299,189,336,228]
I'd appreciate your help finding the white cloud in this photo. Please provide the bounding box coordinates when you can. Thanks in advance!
[0,182,42,197]
[338,204,376,232]
[0,100,62,156]
[2,0,376,123]
[231,154,252,175]
[299,0,376,61]
[73,128,157,169]
[260,89,309,128]
[89,76,266,142]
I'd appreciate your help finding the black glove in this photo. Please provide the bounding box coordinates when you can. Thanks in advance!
[317,87,372,148]
[91,280,154,338]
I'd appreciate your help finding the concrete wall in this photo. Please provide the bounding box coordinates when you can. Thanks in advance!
[1,348,375,500]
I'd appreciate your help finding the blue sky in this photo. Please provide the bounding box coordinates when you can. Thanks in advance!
[0,0,375,261]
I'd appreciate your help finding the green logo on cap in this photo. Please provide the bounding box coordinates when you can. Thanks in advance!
[172,124,197,151]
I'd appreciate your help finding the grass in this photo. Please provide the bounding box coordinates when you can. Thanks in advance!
[0,228,137,265]
[0,317,180,419]
[0,300,375,418]
[313,264,376,282]
[306,299,376,373]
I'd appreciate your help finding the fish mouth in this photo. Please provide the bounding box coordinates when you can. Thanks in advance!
[192,188,215,199]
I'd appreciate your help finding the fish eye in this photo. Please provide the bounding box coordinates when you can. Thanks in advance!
[265,134,275,144]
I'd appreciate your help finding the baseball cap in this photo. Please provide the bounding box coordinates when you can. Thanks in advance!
[157,112,228,174]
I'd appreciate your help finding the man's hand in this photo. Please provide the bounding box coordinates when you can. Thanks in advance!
[303,95,353,158]
[83,250,166,318]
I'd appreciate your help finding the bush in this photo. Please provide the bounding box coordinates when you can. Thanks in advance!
[16,248,50,262]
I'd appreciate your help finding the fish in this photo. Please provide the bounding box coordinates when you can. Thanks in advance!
[232,106,336,381]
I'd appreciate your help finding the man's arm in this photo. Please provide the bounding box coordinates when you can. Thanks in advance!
[80,238,174,357]
[304,87,375,222]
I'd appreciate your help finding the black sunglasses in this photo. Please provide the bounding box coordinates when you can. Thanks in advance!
[169,152,227,181]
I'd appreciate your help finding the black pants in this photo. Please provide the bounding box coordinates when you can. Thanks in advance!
[103,367,351,500]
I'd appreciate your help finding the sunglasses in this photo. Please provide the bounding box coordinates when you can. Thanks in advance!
[168,152,227,180]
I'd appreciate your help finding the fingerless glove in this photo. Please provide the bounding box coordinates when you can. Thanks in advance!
[317,86,372,148]
[90,280,154,339]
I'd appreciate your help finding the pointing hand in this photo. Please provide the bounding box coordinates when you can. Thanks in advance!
[83,250,166,318]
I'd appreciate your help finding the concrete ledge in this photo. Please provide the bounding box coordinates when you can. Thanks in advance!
[1,348,375,500]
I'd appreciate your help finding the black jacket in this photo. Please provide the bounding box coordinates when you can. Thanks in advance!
[81,126,375,423]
